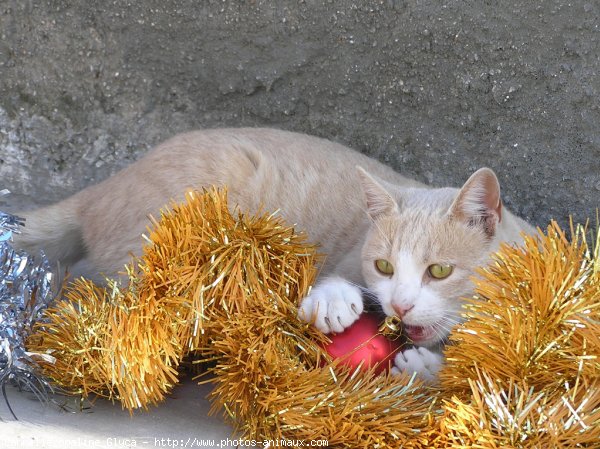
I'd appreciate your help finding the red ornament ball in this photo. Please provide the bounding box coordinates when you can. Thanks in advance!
[322,313,402,374]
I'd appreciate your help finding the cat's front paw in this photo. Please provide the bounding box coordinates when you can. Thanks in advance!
[391,347,443,382]
[297,277,363,334]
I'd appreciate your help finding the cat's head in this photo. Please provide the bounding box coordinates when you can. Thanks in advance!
[357,167,503,348]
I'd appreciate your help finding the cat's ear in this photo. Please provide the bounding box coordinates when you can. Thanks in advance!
[448,168,502,237]
[356,166,399,220]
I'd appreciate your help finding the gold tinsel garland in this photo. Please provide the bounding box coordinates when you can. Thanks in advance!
[27,189,433,448]
[26,189,600,448]
[428,222,600,448]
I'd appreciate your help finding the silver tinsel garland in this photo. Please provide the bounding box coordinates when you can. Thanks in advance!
[0,190,56,419]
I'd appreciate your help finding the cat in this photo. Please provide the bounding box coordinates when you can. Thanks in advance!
[12,127,534,381]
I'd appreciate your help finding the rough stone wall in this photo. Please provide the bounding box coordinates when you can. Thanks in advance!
[1,1,598,228]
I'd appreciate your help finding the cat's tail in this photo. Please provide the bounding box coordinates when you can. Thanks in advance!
[12,196,86,266]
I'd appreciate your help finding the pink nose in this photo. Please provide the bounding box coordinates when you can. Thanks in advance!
[393,304,414,317]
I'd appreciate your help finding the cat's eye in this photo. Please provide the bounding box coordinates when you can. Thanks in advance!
[375,259,394,276]
[428,264,454,279]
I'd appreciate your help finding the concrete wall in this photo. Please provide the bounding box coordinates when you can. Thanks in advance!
[1,1,598,228]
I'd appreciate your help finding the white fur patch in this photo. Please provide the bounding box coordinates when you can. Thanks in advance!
[298,277,363,334]
[375,251,420,317]
[391,347,443,382]
[372,250,458,346]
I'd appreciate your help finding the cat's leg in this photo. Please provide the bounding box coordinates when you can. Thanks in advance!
[297,276,363,334]
[391,347,443,382]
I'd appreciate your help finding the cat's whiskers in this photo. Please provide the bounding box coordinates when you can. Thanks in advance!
[438,317,460,332]
[430,321,448,342]
[428,313,462,342]
[439,315,461,326]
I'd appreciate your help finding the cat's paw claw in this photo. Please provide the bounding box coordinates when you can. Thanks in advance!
[298,278,363,334]
[393,347,443,382]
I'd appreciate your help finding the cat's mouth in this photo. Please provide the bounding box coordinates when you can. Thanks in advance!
[403,324,437,343]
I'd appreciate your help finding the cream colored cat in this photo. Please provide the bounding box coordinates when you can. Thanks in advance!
[13,128,534,381]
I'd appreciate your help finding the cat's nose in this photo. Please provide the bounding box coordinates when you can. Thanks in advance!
[392,303,414,317]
